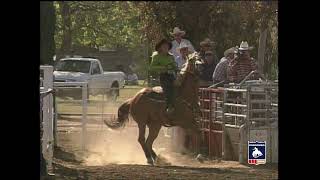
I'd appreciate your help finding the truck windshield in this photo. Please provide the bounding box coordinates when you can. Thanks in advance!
[55,60,91,73]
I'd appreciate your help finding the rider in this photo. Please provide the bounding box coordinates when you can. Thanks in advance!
[149,39,178,116]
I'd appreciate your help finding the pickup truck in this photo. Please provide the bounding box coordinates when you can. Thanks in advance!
[53,57,125,100]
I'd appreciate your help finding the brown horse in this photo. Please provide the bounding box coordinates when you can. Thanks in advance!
[104,53,202,165]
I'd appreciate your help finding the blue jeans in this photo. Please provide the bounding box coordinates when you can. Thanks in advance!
[159,73,175,108]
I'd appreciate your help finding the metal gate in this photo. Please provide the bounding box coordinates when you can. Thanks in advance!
[187,80,278,164]
[188,88,224,159]
[222,80,278,163]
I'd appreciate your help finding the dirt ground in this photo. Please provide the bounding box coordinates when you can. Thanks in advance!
[43,119,278,180]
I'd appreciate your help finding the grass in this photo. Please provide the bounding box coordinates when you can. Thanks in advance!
[56,80,147,114]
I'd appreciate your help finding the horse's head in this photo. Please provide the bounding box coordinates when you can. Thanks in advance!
[177,52,201,90]
[173,52,202,134]
[181,52,202,78]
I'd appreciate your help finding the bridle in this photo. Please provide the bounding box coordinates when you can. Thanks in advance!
[178,59,199,78]
[179,69,196,76]
[175,57,201,116]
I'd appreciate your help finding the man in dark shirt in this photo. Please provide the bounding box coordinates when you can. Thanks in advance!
[198,50,217,82]
[198,38,219,66]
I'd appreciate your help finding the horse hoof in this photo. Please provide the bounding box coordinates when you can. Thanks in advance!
[147,158,154,165]
[196,154,205,163]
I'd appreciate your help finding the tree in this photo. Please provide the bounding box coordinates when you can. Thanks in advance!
[53,1,278,79]
[58,1,72,55]
[40,1,56,65]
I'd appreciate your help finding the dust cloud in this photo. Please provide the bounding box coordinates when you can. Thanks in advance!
[83,100,149,165]
[83,126,146,165]
[60,100,193,166]
[80,124,191,166]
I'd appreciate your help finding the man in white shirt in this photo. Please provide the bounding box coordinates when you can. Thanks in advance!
[175,42,192,70]
[169,27,195,59]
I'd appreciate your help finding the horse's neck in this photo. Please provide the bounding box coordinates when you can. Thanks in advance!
[177,75,198,104]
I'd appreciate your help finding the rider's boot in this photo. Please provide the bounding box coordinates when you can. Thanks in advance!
[166,104,175,114]
[164,103,175,126]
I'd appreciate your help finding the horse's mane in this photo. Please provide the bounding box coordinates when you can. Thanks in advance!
[179,61,189,75]
[178,52,197,78]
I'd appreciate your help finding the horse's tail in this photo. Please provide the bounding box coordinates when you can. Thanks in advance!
[104,98,131,129]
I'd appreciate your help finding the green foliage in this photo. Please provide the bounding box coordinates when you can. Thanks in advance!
[55,2,142,50]
[54,1,278,79]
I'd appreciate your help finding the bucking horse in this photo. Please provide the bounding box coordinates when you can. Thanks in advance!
[104,53,202,165]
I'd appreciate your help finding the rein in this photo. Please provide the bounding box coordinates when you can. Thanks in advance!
[179,69,196,76]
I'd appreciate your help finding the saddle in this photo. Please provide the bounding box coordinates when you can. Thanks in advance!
[145,86,166,101]
[145,86,176,127]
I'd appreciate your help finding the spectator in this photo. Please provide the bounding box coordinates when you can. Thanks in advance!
[198,38,219,65]
[227,41,258,83]
[212,47,237,85]
[126,70,139,85]
[169,27,195,59]
[198,50,217,82]
[175,42,192,70]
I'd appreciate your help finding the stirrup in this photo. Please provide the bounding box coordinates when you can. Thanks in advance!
[166,106,175,114]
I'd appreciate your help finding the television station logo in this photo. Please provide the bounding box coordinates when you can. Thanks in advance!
[248,141,266,165]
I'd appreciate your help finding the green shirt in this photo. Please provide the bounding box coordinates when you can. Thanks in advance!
[149,51,177,75]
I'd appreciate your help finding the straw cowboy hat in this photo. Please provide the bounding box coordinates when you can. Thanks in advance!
[170,27,186,36]
[224,47,237,57]
[200,38,214,47]
[238,41,253,51]
[155,39,172,51]
[176,42,191,53]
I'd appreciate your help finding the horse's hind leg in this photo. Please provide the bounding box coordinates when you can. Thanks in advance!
[146,123,161,163]
[137,123,153,165]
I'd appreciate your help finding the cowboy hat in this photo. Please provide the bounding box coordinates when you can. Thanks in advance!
[238,41,253,51]
[200,38,214,47]
[224,47,237,57]
[176,42,191,53]
[170,27,186,36]
[155,39,172,51]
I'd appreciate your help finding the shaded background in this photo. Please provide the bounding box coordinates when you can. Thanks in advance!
[40,1,278,79]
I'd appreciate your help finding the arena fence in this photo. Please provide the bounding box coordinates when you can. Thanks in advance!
[54,85,151,151]
[40,65,54,171]
[189,80,278,164]
[54,82,88,150]
[50,73,278,164]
